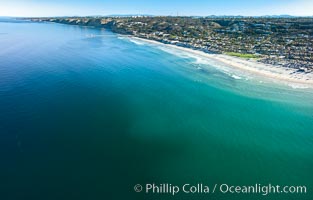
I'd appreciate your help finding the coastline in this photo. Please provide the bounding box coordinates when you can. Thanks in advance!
[126,36,313,89]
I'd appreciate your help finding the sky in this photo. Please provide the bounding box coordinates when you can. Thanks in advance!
[0,0,312,17]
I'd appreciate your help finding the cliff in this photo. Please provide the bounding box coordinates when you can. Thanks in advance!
[30,17,115,29]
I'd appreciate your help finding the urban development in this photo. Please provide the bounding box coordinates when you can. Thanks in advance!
[30,16,313,73]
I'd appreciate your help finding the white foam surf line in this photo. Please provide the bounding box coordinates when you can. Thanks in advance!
[125,37,261,81]
[128,39,145,45]
[231,75,243,80]
[127,37,259,82]
[118,36,242,81]
[86,34,115,38]
[130,36,313,89]
[117,35,145,45]
[117,36,126,39]
[155,44,249,81]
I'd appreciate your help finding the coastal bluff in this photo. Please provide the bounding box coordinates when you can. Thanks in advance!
[28,16,313,73]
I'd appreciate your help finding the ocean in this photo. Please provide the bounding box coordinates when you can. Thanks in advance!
[0,18,312,200]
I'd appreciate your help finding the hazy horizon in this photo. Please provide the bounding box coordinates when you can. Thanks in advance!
[1,14,313,18]
[1,0,313,17]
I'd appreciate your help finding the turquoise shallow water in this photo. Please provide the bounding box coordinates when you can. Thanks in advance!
[0,19,313,200]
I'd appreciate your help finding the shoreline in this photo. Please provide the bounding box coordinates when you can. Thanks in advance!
[28,20,313,88]
[126,36,313,88]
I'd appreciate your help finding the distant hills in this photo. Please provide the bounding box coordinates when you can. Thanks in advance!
[2,14,313,19]
[205,15,294,18]
[103,14,312,18]
[104,14,155,17]
[199,15,311,18]
[87,14,312,18]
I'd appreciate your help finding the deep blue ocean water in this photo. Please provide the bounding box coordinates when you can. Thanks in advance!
[0,18,313,200]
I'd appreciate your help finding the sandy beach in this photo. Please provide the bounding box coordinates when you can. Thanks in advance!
[127,36,313,89]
